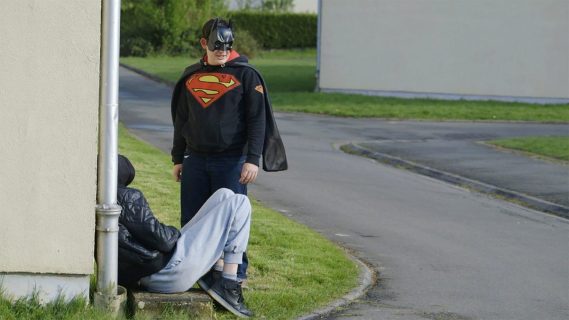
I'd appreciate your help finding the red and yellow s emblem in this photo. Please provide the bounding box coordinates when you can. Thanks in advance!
[185,73,241,108]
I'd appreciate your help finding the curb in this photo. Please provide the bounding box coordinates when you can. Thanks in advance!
[297,252,375,320]
[341,143,569,220]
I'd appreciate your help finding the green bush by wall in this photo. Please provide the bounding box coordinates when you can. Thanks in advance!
[233,29,260,59]
[229,11,317,49]
[120,0,227,57]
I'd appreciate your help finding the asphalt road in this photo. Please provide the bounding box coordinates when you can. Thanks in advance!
[119,67,569,320]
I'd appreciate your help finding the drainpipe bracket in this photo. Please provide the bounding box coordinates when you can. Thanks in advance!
[95,204,121,232]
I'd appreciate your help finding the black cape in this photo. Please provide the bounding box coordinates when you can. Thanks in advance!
[171,60,288,172]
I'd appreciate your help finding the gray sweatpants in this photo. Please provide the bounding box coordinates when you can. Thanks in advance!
[139,188,251,293]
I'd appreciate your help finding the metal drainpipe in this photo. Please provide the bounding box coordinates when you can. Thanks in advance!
[94,0,122,311]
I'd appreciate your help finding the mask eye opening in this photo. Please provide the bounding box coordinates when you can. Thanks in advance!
[213,41,233,51]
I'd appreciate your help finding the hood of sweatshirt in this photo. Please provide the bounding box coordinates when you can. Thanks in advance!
[118,154,135,187]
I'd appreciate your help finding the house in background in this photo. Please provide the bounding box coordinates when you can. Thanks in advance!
[317,0,569,103]
[0,1,100,302]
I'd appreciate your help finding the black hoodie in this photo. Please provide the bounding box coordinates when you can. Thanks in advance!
[116,155,180,287]
[171,52,288,172]
[171,52,266,166]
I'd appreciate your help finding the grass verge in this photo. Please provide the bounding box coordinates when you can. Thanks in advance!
[121,50,569,122]
[119,124,359,319]
[486,136,569,162]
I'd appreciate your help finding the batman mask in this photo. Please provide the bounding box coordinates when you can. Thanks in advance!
[207,19,234,52]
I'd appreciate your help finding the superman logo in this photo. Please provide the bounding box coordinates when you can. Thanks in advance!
[185,73,241,108]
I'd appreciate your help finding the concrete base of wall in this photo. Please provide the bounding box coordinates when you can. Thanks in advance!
[318,88,569,105]
[0,273,90,304]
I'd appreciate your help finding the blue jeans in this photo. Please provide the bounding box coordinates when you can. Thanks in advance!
[180,153,249,280]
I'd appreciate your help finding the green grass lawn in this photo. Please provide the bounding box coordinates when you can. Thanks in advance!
[0,125,358,320]
[121,50,569,122]
[0,295,108,320]
[487,136,569,162]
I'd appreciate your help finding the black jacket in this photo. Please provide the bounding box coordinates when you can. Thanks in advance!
[117,155,180,287]
[171,52,287,172]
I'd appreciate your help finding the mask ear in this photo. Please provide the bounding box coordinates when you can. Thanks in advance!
[228,19,233,29]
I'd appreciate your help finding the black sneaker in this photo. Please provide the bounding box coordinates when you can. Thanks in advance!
[207,277,253,318]
[197,269,221,291]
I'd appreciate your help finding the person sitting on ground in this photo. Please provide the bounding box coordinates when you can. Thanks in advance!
[116,154,253,318]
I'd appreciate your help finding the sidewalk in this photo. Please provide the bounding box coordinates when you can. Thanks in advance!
[343,137,569,219]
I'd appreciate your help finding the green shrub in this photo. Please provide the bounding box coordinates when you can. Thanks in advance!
[120,37,154,57]
[229,11,317,49]
[120,0,162,56]
[234,29,260,59]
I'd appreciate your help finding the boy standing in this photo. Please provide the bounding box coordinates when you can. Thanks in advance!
[170,18,287,283]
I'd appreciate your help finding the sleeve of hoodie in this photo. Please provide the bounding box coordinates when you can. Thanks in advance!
[120,189,180,253]
[171,81,188,165]
[243,68,266,166]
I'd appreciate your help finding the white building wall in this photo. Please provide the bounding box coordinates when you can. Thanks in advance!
[318,0,569,102]
[0,0,101,301]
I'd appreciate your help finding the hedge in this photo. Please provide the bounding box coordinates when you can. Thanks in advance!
[229,11,317,49]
